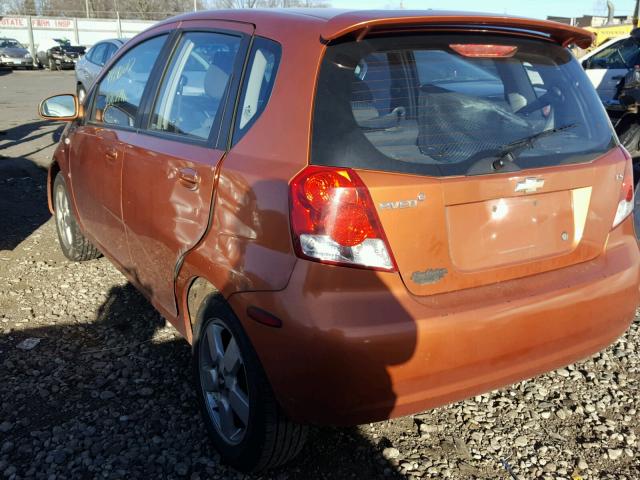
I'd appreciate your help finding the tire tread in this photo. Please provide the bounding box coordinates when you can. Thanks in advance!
[53,173,101,262]
[194,297,307,472]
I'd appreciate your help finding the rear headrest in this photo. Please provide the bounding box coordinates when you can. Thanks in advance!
[204,65,229,98]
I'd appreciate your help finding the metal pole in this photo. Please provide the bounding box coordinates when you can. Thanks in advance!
[27,15,36,68]
[116,11,122,37]
[73,17,80,45]
[194,0,197,11]
[635,0,640,27]
[85,0,89,18]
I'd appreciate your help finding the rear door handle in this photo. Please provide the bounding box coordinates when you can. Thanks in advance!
[177,167,200,190]
[105,148,118,163]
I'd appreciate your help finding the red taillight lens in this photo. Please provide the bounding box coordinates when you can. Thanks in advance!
[449,44,518,58]
[612,147,635,229]
[290,166,396,271]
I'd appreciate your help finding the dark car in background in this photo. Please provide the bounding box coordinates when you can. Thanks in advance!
[75,38,125,102]
[0,37,33,69]
[36,38,85,70]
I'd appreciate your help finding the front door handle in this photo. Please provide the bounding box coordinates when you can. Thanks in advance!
[177,167,200,190]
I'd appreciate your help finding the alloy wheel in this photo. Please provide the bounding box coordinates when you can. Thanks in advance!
[199,320,250,445]
[55,184,73,249]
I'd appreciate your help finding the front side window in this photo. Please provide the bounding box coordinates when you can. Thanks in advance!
[233,37,281,144]
[312,34,614,177]
[149,31,241,141]
[88,43,107,65]
[586,37,640,70]
[91,35,167,127]
[103,43,118,64]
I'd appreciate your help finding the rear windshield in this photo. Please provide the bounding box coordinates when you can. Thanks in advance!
[312,34,615,176]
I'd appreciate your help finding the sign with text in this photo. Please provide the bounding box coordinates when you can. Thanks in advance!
[0,17,28,28]
[31,18,74,29]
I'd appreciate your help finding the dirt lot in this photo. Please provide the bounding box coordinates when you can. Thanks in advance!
[0,68,639,480]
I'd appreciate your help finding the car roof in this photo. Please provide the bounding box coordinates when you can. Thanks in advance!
[155,9,594,48]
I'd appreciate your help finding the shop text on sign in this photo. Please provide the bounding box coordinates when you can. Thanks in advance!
[0,17,74,29]
[31,18,74,28]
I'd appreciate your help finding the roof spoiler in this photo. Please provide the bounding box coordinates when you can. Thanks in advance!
[320,11,594,48]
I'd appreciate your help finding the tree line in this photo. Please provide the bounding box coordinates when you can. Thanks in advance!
[1,0,328,20]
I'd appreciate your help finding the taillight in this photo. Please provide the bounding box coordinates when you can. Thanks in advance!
[289,166,396,271]
[612,148,635,229]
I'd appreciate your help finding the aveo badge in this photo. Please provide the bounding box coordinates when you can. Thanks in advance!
[379,193,425,210]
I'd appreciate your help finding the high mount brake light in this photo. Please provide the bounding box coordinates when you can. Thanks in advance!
[612,147,635,229]
[289,166,396,271]
[449,44,518,58]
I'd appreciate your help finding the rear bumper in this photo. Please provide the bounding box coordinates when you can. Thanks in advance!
[228,218,640,426]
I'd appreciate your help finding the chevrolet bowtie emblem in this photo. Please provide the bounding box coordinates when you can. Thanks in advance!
[514,177,544,193]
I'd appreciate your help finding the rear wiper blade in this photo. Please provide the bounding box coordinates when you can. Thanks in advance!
[493,123,578,170]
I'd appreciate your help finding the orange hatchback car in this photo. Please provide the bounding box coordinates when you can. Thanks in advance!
[40,9,640,471]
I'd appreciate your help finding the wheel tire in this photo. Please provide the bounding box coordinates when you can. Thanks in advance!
[619,123,640,158]
[77,84,86,104]
[193,298,307,472]
[53,173,101,262]
[48,57,57,71]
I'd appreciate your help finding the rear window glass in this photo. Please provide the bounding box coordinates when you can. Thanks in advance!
[233,37,281,145]
[312,34,615,177]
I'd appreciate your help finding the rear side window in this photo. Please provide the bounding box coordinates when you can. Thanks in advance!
[149,31,241,141]
[233,37,281,144]
[312,34,614,177]
[91,35,167,128]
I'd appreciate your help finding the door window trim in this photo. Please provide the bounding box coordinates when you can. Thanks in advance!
[135,27,251,150]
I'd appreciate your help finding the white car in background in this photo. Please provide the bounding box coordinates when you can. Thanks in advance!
[581,34,640,104]
[75,38,126,102]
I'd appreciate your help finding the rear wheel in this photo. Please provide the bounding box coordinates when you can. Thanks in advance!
[53,173,101,261]
[194,298,307,472]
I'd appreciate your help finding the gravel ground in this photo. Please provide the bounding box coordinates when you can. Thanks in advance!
[1,69,640,480]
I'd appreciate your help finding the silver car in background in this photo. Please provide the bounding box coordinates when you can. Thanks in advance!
[75,38,125,102]
[0,37,34,69]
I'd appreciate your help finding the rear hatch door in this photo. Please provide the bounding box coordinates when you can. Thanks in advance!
[311,30,623,295]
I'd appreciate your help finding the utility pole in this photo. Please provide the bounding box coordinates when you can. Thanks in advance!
[635,0,640,27]
[85,0,89,17]
[194,0,197,11]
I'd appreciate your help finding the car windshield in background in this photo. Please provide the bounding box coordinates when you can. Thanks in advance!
[63,45,85,53]
[312,34,615,177]
[0,39,22,48]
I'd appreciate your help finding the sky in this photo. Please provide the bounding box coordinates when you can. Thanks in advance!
[328,0,637,21]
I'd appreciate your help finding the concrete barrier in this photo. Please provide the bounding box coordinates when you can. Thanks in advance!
[0,15,157,65]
